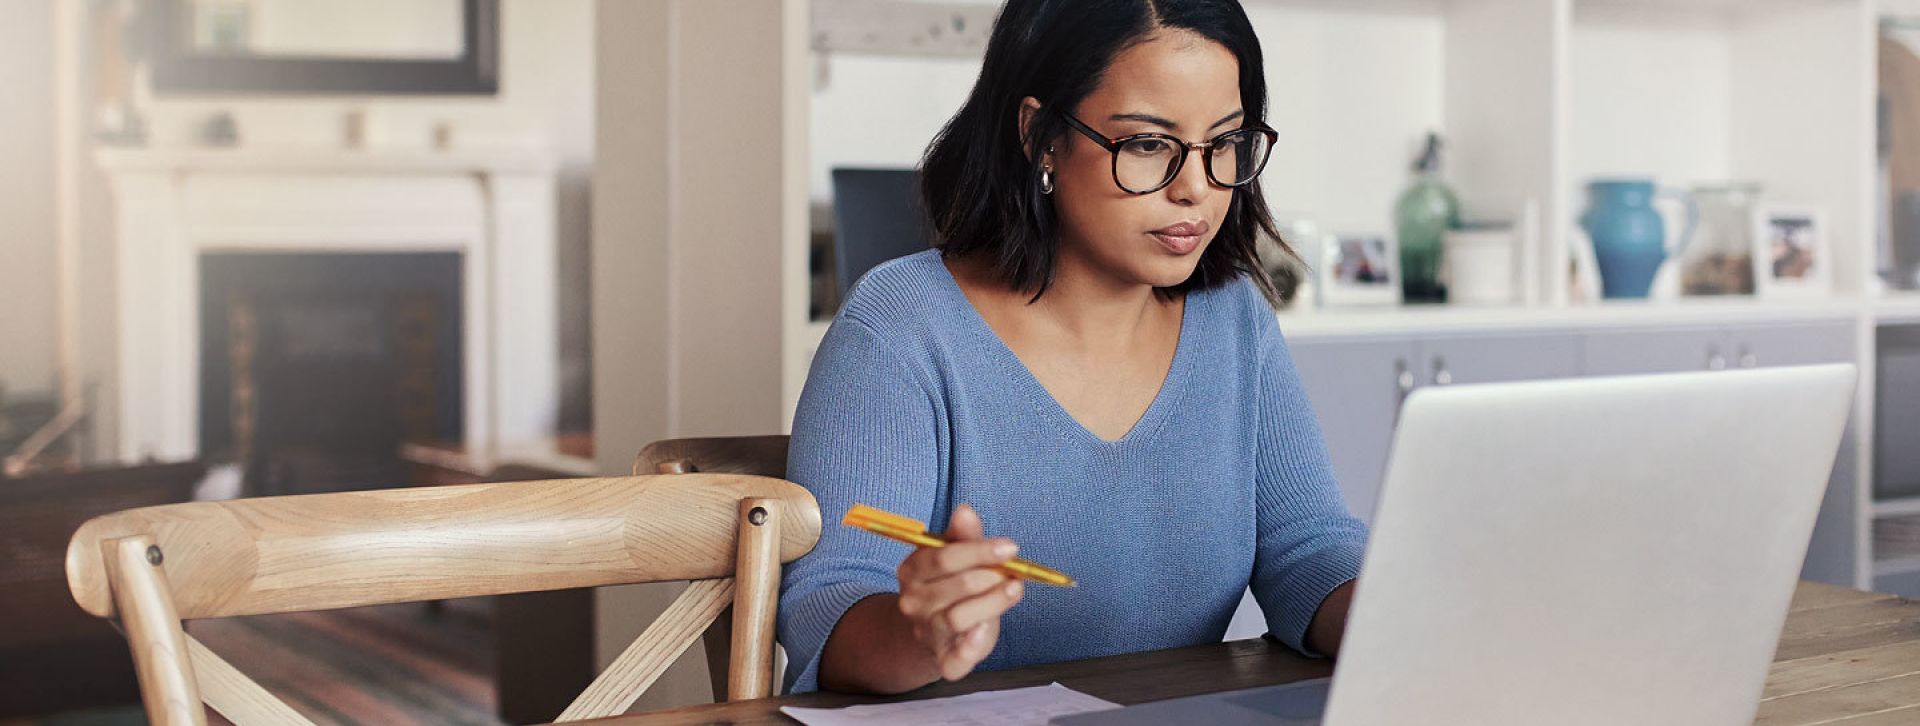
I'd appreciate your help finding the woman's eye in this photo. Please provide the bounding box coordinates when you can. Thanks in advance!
[1121,138,1172,157]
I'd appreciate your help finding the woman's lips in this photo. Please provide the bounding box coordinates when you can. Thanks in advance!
[1150,221,1208,255]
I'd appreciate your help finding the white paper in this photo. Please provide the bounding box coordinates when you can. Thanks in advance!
[779,682,1120,726]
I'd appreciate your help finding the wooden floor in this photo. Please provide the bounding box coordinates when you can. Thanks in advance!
[6,598,504,726]
[193,598,504,725]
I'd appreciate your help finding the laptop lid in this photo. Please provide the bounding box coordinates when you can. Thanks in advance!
[1323,365,1856,725]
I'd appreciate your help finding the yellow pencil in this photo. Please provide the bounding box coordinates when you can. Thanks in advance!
[842,503,1076,587]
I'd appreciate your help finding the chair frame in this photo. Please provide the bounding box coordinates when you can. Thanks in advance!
[633,436,791,701]
[65,473,819,725]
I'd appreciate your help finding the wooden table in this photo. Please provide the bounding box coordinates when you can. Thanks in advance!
[578,582,1920,725]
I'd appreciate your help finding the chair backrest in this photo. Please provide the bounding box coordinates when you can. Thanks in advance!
[65,473,819,725]
[633,436,791,700]
[634,435,789,479]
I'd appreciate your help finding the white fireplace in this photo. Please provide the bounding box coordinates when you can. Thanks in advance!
[98,147,560,463]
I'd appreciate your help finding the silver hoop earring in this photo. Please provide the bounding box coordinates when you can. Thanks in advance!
[1038,145,1057,195]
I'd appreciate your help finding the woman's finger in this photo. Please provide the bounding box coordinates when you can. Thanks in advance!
[899,568,1008,619]
[947,503,987,541]
[940,622,996,681]
[901,537,1017,584]
[937,579,1022,636]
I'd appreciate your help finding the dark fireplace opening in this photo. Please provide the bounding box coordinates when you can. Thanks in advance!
[200,252,463,496]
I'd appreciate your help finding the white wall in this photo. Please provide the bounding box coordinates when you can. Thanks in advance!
[1570,15,1733,187]
[1243,2,1444,235]
[0,0,58,398]
[809,53,980,201]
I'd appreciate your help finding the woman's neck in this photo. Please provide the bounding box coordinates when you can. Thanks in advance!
[1028,248,1167,344]
[949,246,1176,347]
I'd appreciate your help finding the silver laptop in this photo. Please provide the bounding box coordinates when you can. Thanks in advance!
[1058,364,1856,726]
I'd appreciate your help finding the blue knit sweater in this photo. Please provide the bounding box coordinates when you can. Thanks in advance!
[777,250,1369,693]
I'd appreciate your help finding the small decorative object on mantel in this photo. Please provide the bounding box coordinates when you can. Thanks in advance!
[1319,234,1401,307]
[344,108,369,149]
[199,111,239,147]
[1754,205,1832,298]
[432,121,456,151]
[90,0,147,146]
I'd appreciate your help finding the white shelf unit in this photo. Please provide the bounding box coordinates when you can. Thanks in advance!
[1569,0,1875,298]
[1878,555,1920,577]
[804,0,1879,317]
[1878,496,1920,517]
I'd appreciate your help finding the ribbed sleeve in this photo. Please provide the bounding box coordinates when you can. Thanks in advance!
[1248,313,1370,656]
[777,317,942,693]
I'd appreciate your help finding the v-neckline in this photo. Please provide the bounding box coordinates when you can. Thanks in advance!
[930,253,1199,447]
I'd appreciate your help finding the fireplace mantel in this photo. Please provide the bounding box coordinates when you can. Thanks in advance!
[98,146,559,464]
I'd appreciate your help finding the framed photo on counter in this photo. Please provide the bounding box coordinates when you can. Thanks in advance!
[1319,234,1400,306]
[1753,206,1830,298]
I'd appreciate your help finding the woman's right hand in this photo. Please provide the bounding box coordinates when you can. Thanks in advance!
[894,503,1026,681]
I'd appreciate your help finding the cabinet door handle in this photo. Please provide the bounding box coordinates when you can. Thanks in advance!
[1707,345,1728,371]
[1738,346,1758,369]
[1432,356,1453,386]
[1397,357,1413,403]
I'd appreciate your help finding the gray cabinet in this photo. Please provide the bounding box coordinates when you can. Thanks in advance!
[1731,322,1856,369]
[1581,326,1728,376]
[1415,333,1582,387]
[1581,322,1854,375]
[1575,321,1859,586]
[1289,338,1409,524]
[1290,332,1582,524]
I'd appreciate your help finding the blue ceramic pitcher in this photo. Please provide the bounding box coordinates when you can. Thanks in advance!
[1580,180,1698,299]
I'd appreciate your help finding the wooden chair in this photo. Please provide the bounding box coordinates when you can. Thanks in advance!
[633,436,791,700]
[64,473,820,725]
[634,436,789,479]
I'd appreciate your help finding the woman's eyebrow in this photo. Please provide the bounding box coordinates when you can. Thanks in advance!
[1108,112,1180,130]
[1209,109,1246,130]
[1106,109,1247,132]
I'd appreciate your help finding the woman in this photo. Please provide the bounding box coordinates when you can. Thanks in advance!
[779,0,1368,695]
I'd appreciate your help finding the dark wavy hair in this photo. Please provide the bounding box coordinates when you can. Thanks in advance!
[919,0,1285,303]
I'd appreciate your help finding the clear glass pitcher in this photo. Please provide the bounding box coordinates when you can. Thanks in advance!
[1681,182,1762,295]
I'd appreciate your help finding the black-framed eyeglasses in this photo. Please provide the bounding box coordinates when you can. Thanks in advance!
[1059,110,1278,195]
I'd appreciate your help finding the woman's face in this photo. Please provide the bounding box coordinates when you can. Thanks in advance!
[1034,29,1244,290]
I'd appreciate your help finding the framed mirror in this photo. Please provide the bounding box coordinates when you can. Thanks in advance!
[147,0,498,95]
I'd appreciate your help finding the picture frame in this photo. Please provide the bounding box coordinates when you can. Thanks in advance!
[1752,205,1831,298]
[145,0,499,96]
[1318,234,1401,306]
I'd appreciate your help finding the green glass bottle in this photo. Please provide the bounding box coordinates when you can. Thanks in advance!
[1395,132,1460,303]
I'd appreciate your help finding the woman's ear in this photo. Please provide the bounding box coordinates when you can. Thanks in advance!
[1016,96,1044,161]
